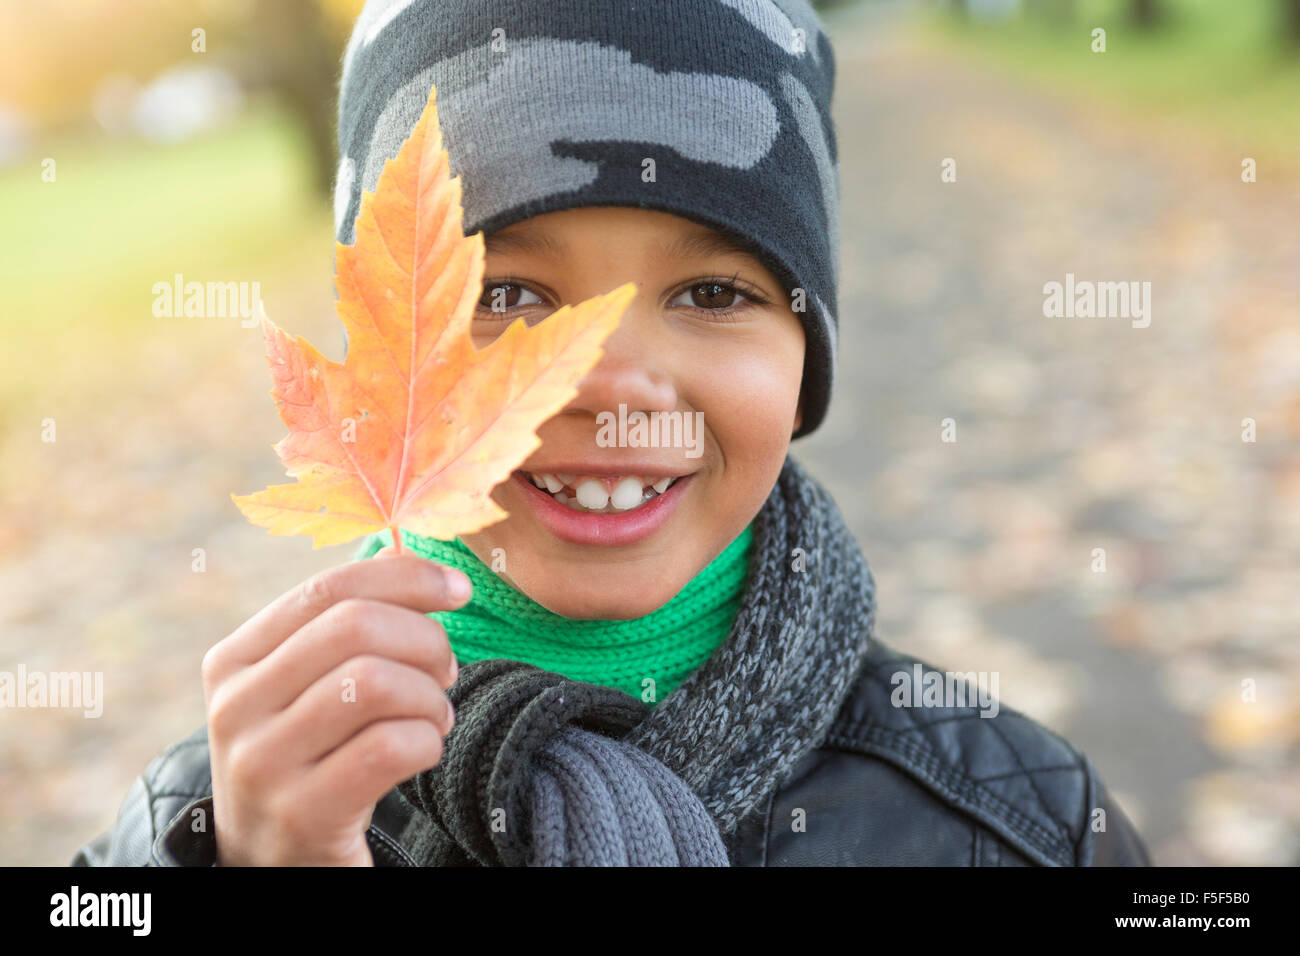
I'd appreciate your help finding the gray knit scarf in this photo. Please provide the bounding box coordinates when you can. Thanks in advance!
[395,455,875,866]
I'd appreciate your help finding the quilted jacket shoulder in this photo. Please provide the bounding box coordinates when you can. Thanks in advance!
[789,638,1151,866]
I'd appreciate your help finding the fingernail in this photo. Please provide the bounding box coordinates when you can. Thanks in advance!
[445,569,471,603]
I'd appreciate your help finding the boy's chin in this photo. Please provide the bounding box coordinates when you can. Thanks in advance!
[518,573,683,620]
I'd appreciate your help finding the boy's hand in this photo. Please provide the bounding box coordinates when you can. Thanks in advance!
[201,547,468,866]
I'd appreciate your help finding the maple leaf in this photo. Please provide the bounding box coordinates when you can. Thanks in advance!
[232,84,635,550]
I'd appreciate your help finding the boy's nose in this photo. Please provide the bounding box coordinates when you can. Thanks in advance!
[563,305,678,418]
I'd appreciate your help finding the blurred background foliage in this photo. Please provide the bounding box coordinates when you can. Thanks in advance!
[924,0,1300,162]
[0,0,368,415]
[2,0,1298,866]
[4,0,1300,413]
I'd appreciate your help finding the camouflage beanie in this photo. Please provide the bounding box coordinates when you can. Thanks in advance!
[334,0,840,437]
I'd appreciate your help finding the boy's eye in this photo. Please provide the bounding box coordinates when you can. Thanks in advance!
[477,281,545,315]
[668,276,768,320]
[670,281,743,311]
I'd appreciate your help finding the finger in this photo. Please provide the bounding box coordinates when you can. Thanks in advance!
[211,554,471,679]
[263,656,453,768]
[297,718,447,822]
[216,599,457,723]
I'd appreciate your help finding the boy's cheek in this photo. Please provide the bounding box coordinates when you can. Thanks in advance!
[695,318,805,441]
[697,357,803,453]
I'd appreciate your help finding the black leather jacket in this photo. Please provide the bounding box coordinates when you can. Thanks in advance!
[71,637,1151,866]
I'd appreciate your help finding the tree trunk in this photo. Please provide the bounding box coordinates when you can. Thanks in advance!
[1287,0,1300,45]
[1133,0,1160,29]
[247,0,340,199]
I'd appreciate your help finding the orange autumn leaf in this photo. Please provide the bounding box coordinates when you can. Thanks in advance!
[232,83,635,549]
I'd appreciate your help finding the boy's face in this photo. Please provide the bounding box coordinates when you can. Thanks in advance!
[459,206,805,619]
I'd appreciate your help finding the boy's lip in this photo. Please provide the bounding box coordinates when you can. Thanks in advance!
[518,462,690,479]
[509,469,692,547]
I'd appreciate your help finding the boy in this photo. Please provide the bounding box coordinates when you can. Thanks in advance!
[73,0,1149,866]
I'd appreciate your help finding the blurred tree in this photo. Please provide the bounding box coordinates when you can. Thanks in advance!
[0,0,362,165]
[241,0,342,198]
[0,1,214,133]
[1287,0,1300,44]
[1133,0,1161,29]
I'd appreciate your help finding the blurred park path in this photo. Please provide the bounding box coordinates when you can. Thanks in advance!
[2,1,1296,867]
[797,0,1300,866]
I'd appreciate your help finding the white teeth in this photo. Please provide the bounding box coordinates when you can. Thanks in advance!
[575,479,609,510]
[531,471,682,513]
[610,476,644,511]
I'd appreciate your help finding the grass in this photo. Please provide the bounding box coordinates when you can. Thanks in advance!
[916,0,1300,165]
[0,97,332,410]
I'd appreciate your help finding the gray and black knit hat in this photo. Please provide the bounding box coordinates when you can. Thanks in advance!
[335,0,840,438]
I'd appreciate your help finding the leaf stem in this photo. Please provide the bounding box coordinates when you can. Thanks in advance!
[390,525,404,555]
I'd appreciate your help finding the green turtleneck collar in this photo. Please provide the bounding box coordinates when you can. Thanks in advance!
[355,524,753,706]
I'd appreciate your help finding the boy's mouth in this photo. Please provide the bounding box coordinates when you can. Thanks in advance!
[509,468,693,547]
[518,470,677,514]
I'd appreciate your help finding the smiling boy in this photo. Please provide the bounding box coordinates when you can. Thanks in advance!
[72,0,1150,867]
